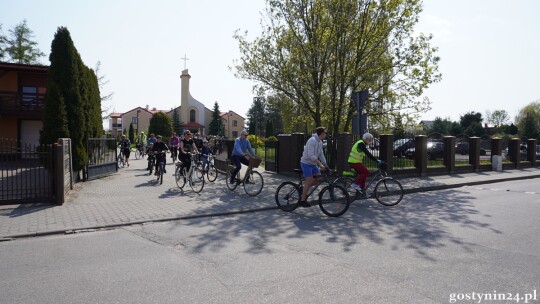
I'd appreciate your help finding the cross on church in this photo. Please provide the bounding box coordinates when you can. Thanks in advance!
[181,54,190,69]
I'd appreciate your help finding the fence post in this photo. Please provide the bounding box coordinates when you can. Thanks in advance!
[508,138,521,168]
[443,136,455,174]
[55,142,65,205]
[415,135,427,176]
[379,134,394,174]
[527,139,537,167]
[469,137,480,172]
[336,133,353,174]
[491,137,503,161]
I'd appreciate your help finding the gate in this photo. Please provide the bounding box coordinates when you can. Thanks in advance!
[0,139,55,205]
[86,138,117,180]
[264,140,278,172]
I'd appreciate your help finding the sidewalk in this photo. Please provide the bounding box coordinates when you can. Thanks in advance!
[1,158,539,240]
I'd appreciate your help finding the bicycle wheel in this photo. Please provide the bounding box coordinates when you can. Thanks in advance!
[206,165,218,182]
[274,181,300,212]
[374,177,403,206]
[135,149,141,160]
[333,177,360,202]
[225,167,238,191]
[175,166,186,189]
[318,184,350,217]
[159,164,164,184]
[189,167,205,193]
[243,170,263,196]
[118,155,125,168]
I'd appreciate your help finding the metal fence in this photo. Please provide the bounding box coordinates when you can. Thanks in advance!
[0,139,55,205]
[86,138,118,180]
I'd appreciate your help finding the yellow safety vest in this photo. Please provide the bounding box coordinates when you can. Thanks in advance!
[348,140,366,163]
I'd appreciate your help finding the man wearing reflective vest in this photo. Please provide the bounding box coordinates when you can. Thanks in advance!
[348,132,381,193]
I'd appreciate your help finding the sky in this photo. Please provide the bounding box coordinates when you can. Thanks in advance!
[2,0,539,128]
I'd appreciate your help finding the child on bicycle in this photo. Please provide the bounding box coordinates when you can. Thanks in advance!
[348,132,382,193]
[230,129,256,184]
[169,131,180,161]
[118,135,131,167]
[200,139,211,172]
[152,135,169,175]
[299,127,329,207]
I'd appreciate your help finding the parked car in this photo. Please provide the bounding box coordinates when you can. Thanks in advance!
[405,141,444,160]
[393,138,415,158]
[455,142,487,155]
[504,144,528,161]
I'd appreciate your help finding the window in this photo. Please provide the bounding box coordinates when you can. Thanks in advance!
[232,131,238,138]
[233,120,238,127]
[131,117,138,124]
[21,86,37,107]
[190,109,196,122]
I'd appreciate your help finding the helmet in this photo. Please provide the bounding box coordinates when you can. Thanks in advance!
[240,129,249,136]
[362,132,373,141]
[156,135,162,139]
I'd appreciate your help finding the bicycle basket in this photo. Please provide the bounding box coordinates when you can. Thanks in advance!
[249,156,262,168]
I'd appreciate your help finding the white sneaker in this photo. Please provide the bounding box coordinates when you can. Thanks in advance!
[350,183,362,192]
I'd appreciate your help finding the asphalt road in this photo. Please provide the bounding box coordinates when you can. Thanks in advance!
[1,179,539,304]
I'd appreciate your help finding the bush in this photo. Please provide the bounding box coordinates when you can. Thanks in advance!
[266,136,278,142]
[247,135,264,149]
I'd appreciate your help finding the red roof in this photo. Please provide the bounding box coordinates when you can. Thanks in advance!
[182,121,205,129]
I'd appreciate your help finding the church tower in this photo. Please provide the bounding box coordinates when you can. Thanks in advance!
[180,69,190,126]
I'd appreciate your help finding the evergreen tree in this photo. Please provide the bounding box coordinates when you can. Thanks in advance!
[46,27,88,172]
[40,82,69,145]
[172,108,182,134]
[247,97,266,137]
[5,20,45,64]
[459,111,483,130]
[209,102,225,136]
[129,123,135,143]
[0,24,7,61]
[148,112,173,142]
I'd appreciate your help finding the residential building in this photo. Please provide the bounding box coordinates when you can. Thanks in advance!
[0,62,48,146]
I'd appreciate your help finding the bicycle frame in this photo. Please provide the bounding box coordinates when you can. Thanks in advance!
[298,170,336,200]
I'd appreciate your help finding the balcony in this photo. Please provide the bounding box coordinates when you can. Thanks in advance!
[0,91,46,117]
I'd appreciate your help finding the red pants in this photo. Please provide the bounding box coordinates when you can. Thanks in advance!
[349,162,369,189]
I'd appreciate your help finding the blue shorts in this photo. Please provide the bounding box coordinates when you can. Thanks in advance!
[301,162,320,178]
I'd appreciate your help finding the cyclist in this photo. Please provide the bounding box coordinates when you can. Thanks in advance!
[136,131,147,157]
[299,127,329,207]
[230,129,256,185]
[146,133,157,155]
[348,132,382,194]
[179,130,199,173]
[152,135,169,175]
[200,139,211,172]
[118,134,131,167]
[169,131,180,161]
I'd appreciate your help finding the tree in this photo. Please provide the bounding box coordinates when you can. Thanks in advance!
[233,0,441,135]
[459,111,483,130]
[40,82,70,145]
[172,108,182,134]
[95,61,114,120]
[4,20,45,64]
[148,112,173,142]
[0,24,7,61]
[430,117,453,135]
[515,101,540,139]
[247,97,266,137]
[463,121,484,137]
[485,109,509,128]
[521,112,539,139]
[265,95,284,135]
[209,102,225,136]
[128,123,135,143]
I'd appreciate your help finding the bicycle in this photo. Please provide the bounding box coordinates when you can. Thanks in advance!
[155,151,167,185]
[170,145,179,163]
[225,155,264,196]
[175,152,205,193]
[199,153,218,182]
[333,162,404,206]
[147,148,155,175]
[117,148,126,168]
[135,143,146,159]
[275,168,350,217]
